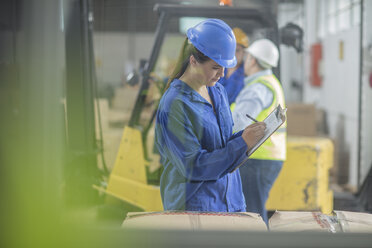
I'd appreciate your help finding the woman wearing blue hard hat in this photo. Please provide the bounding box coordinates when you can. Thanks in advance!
[155,19,266,212]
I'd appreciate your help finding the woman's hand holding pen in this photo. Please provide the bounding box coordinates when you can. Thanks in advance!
[241,122,266,150]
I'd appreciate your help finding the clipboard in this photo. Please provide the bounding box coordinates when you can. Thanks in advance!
[231,104,287,172]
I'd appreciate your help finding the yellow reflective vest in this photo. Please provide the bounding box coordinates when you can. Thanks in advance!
[231,74,287,161]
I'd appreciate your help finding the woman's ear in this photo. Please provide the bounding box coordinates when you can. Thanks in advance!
[189,55,197,66]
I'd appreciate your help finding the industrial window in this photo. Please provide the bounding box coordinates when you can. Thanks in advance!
[317,0,361,38]
[326,0,361,34]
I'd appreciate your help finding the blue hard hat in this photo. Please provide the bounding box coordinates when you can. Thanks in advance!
[187,19,237,68]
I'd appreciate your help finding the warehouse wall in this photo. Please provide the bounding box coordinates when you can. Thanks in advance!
[304,0,361,187]
[93,32,155,85]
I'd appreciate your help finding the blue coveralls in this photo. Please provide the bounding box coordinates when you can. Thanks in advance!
[155,79,248,212]
[218,63,245,105]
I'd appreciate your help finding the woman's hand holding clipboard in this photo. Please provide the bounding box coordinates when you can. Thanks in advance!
[231,104,287,173]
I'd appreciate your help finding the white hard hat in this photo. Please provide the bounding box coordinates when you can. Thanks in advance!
[246,39,279,68]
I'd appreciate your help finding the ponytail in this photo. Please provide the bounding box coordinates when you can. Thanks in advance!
[164,38,211,91]
[164,38,190,91]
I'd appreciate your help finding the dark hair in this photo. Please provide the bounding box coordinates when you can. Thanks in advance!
[164,38,210,91]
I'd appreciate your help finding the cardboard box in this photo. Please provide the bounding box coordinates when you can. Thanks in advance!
[335,211,372,233]
[269,211,336,232]
[286,103,317,136]
[269,211,372,233]
[122,211,267,231]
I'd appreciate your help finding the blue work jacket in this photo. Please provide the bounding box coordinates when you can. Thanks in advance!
[218,63,245,105]
[155,79,248,212]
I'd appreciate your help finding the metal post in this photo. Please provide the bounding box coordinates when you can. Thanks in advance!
[64,0,100,206]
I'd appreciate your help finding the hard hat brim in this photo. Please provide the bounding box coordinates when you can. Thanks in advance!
[214,56,237,68]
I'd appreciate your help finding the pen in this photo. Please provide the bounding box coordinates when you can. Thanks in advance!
[246,113,258,123]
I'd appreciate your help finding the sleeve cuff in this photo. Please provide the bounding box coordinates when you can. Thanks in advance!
[235,136,248,158]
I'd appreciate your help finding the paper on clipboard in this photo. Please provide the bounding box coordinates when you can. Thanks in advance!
[231,104,287,172]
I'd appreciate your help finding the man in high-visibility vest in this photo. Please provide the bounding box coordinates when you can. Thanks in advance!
[231,39,287,224]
